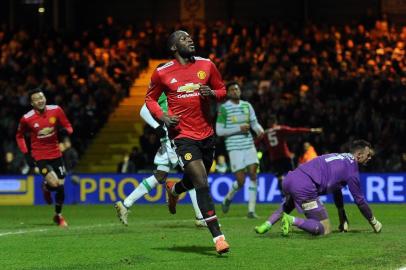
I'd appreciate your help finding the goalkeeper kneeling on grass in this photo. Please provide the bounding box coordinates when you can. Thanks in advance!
[255,140,382,236]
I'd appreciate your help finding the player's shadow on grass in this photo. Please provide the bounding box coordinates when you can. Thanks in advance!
[256,229,368,240]
[332,229,367,234]
[153,245,227,257]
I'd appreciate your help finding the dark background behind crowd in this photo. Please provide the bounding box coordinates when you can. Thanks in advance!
[0,0,405,173]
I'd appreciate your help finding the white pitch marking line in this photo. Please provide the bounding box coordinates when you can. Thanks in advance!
[0,223,119,237]
[0,216,245,237]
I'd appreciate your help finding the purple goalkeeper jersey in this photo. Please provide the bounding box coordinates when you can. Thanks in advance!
[297,153,373,219]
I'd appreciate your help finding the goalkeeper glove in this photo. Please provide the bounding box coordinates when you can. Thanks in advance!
[154,125,167,139]
[369,217,382,233]
[338,208,349,232]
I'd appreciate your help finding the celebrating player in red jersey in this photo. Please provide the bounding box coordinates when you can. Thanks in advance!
[16,88,73,227]
[258,115,322,191]
[145,30,229,254]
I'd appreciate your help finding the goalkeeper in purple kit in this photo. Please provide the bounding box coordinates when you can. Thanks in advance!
[255,140,382,236]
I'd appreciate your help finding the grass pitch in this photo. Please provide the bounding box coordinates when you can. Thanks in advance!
[0,204,405,270]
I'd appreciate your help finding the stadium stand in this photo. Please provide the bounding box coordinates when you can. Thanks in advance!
[1,18,405,173]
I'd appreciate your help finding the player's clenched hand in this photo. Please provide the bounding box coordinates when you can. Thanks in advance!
[311,128,323,133]
[256,131,265,140]
[240,124,250,133]
[198,84,215,97]
[159,113,180,127]
[369,217,382,233]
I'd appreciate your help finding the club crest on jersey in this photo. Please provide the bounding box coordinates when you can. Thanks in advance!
[197,70,206,80]
[177,83,200,93]
[184,153,192,161]
[49,117,56,124]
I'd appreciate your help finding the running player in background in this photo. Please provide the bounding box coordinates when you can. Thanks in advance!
[255,140,382,236]
[258,114,322,192]
[16,88,73,227]
[114,94,206,227]
[145,30,229,254]
[216,81,264,218]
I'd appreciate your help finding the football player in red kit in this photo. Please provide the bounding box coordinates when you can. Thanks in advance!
[16,88,73,227]
[145,30,229,254]
[258,115,322,193]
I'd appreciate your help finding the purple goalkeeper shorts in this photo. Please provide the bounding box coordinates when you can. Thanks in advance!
[282,169,328,221]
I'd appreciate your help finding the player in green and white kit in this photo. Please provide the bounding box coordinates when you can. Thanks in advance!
[216,82,264,218]
[115,93,206,227]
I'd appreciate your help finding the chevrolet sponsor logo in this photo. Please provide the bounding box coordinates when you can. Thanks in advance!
[37,127,55,138]
[177,83,200,93]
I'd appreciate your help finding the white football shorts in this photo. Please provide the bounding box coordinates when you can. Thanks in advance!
[228,146,259,172]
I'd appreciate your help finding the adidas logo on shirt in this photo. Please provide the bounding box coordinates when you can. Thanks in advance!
[170,78,178,84]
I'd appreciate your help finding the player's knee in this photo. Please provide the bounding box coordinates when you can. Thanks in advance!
[248,173,257,182]
[154,170,168,183]
[233,177,244,188]
[248,165,258,177]
[193,178,208,189]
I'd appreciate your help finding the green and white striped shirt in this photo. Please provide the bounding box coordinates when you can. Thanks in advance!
[216,100,262,151]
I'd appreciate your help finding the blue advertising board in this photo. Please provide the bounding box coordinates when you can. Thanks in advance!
[0,173,405,205]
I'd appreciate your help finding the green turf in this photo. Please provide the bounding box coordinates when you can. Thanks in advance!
[0,204,405,270]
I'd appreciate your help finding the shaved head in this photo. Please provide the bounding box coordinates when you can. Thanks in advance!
[167,30,188,51]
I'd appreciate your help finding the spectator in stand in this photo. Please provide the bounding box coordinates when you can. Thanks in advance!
[298,142,318,165]
[139,126,160,169]
[2,151,26,174]
[215,155,229,174]
[60,137,79,174]
[129,146,146,172]
[117,152,136,173]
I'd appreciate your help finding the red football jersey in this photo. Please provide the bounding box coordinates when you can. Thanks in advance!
[261,125,311,161]
[16,105,73,161]
[145,57,226,140]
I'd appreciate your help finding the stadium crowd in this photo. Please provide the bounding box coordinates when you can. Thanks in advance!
[1,17,405,173]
